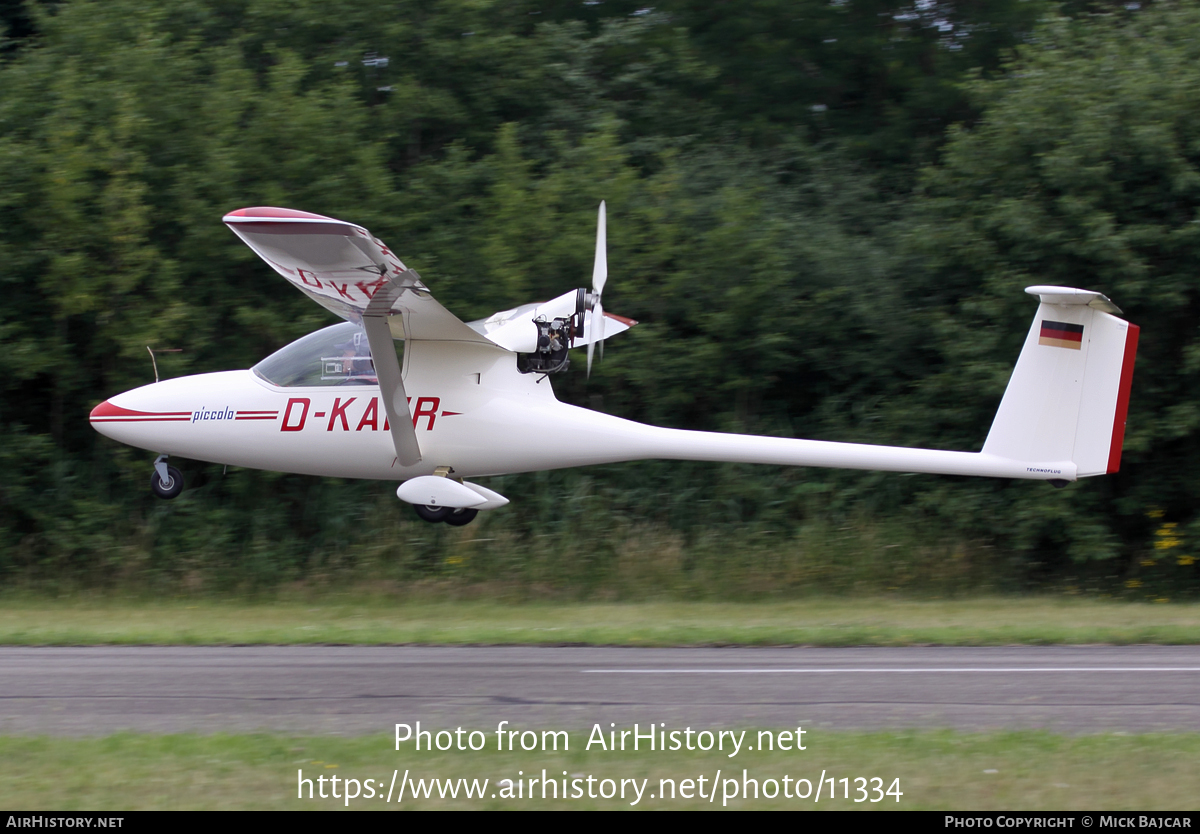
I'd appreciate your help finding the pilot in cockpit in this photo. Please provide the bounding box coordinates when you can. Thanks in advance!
[335,329,376,384]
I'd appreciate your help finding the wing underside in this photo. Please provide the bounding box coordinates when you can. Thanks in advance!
[225,206,636,353]
[222,207,492,345]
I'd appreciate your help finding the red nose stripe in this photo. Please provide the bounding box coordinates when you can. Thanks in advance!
[89,401,192,422]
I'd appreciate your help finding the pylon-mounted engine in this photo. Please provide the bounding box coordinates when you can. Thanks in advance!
[517,289,588,374]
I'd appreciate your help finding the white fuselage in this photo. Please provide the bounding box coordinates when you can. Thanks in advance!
[99,206,1120,489]
[90,340,1072,482]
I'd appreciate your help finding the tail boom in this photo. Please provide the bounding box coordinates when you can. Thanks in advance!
[639,426,1076,480]
[485,401,1077,481]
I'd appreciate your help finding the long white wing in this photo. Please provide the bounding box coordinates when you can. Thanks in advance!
[222,207,492,344]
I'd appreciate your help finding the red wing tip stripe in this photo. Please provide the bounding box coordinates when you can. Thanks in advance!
[235,416,278,420]
[236,411,279,416]
[440,411,461,417]
[223,206,339,222]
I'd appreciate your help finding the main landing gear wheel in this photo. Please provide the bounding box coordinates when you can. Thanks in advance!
[443,508,479,527]
[150,465,184,499]
[414,504,451,523]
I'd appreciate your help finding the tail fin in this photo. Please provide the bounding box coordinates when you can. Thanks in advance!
[982,286,1139,478]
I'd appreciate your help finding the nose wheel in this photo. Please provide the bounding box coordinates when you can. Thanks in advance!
[150,455,184,499]
[414,504,451,523]
[413,504,478,525]
[444,508,478,526]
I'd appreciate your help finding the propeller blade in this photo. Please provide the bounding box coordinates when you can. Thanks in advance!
[587,300,604,378]
[587,201,608,378]
[596,299,604,357]
[592,201,607,296]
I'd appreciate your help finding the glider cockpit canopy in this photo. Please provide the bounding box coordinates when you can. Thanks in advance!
[253,322,377,388]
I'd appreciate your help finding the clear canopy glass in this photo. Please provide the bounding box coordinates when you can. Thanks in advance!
[252,322,377,387]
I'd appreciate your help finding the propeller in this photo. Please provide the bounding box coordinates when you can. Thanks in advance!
[587,201,607,378]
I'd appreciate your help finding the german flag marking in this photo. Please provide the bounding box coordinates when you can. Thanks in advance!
[1039,320,1084,350]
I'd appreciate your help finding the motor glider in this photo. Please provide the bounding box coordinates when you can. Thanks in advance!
[90,204,1139,526]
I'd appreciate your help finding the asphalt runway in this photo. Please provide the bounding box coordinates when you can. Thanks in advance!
[3,645,1200,735]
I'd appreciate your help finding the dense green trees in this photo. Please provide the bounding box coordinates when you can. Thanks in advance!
[905,4,1200,567]
[1,0,1197,593]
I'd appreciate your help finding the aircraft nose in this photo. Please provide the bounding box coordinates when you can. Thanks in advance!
[89,399,137,426]
[89,399,126,439]
[88,397,193,440]
[90,399,114,439]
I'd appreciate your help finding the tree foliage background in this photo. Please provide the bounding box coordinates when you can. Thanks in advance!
[1,0,1196,595]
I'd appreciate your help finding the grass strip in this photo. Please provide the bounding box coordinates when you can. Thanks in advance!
[0,597,1198,646]
[2,730,1197,810]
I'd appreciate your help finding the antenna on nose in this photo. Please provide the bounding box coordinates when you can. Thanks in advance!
[146,346,182,383]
